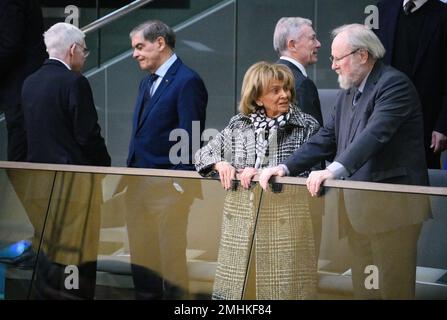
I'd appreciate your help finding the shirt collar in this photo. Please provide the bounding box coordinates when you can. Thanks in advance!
[357,69,372,94]
[153,53,177,78]
[403,0,429,13]
[49,57,71,70]
[280,56,307,77]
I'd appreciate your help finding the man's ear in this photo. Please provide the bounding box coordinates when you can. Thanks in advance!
[286,39,295,51]
[156,36,166,51]
[70,43,76,56]
[360,48,369,63]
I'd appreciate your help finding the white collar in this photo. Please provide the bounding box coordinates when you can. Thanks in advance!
[280,56,307,77]
[49,57,71,70]
[403,0,429,13]
[357,69,372,94]
[153,53,177,78]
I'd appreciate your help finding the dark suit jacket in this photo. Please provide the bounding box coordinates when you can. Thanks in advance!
[277,58,323,126]
[284,61,430,234]
[0,0,46,108]
[21,59,111,166]
[375,0,447,142]
[127,57,208,170]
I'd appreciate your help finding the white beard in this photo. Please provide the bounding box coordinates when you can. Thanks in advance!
[337,66,365,90]
[337,74,356,90]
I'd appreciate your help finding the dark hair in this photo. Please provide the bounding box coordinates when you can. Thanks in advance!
[130,20,176,49]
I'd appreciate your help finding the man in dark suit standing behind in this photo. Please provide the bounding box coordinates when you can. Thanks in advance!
[260,24,430,299]
[375,0,447,168]
[0,0,46,161]
[274,17,325,258]
[273,17,323,126]
[124,20,207,299]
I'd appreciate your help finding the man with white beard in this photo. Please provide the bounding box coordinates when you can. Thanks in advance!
[259,24,430,299]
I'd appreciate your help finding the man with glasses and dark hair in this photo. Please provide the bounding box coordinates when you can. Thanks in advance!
[260,24,430,299]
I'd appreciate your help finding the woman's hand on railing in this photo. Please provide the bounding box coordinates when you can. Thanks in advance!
[238,167,258,189]
[214,161,236,190]
[259,166,285,191]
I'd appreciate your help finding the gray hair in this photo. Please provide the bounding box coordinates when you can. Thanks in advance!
[130,20,176,49]
[331,23,385,60]
[44,22,85,58]
[273,17,313,55]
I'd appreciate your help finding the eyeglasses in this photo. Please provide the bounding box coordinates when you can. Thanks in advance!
[74,43,90,58]
[329,48,360,64]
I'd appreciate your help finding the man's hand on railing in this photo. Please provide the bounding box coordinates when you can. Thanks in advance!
[306,169,335,197]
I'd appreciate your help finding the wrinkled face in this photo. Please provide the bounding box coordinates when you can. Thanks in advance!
[131,31,162,73]
[293,24,321,67]
[256,79,291,118]
[70,41,88,72]
[331,33,363,90]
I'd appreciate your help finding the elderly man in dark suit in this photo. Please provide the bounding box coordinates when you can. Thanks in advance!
[22,22,110,166]
[20,22,110,300]
[124,20,207,299]
[0,0,46,161]
[260,24,430,299]
[273,17,323,126]
[375,0,447,169]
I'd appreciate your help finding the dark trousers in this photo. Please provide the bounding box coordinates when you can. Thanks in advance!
[3,103,27,161]
[347,222,422,299]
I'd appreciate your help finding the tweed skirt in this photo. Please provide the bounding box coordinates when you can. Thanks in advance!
[212,184,317,300]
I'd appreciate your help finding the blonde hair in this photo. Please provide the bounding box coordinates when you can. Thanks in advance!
[239,61,296,115]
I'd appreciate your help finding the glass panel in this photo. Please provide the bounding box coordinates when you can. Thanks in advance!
[30,172,231,300]
[96,0,223,67]
[0,169,56,299]
[254,183,447,299]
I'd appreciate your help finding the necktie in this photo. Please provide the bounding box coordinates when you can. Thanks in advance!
[139,73,159,124]
[352,89,362,106]
[146,73,159,99]
[403,0,415,15]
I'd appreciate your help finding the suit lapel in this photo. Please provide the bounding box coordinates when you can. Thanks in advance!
[347,62,383,143]
[136,58,182,132]
[412,0,439,75]
[133,84,145,134]
[379,0,401,65]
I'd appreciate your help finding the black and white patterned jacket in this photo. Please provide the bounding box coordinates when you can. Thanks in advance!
[195,105,320,176]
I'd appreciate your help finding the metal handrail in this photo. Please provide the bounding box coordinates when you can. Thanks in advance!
[1,161,446,196]
[81,0,154,34]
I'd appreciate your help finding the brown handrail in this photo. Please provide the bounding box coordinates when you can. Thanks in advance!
[1,161,446,196]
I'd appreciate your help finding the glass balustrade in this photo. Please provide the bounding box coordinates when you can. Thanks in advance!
[0,164,445,300]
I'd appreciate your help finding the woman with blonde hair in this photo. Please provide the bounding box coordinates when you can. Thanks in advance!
[195,61,320,299]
